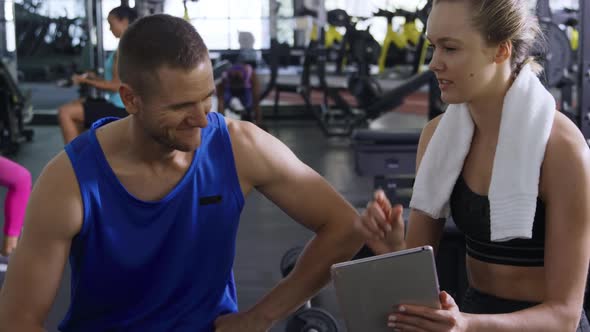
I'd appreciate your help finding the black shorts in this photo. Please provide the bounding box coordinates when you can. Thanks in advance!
[83,98,127,128]
[462,287,590,331]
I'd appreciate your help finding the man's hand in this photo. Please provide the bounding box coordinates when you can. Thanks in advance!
[214,311,272,332]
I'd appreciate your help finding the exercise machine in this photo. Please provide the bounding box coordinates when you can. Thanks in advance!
[535,0,590,142]
[374,7,424,74]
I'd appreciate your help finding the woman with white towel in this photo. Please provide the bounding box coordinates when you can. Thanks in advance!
[358,0,590,331]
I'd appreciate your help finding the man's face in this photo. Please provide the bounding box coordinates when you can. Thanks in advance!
[134,61,216,152]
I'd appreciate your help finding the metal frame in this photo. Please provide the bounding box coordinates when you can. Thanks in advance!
[95,0,104,76]
[86,0,104,99]
[0,1,17,82]
[579,0,590,141]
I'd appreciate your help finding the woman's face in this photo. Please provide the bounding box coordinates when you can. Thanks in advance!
[108,15,129,39]
[426,1,502,104]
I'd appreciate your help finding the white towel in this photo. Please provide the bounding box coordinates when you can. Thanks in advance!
[409,64,555,241]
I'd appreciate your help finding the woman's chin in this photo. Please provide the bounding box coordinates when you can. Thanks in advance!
[440,92,465,105]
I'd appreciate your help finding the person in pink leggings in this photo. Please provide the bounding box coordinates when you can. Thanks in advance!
[0,157,31,256]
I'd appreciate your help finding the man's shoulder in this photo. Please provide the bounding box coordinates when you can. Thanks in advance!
[47,150,76,179]
[224,116,258,142]
[28,150,83,237]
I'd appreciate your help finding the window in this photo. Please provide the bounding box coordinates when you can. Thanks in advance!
[14,0,85,19]
[14,0,86,53]
[276,0,294,45]
[4,1,15,53]
[164,0,270,50]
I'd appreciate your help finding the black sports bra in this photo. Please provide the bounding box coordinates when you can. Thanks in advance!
[449,175,546,267]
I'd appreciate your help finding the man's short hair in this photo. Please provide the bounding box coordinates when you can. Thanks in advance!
[118,14,209,98]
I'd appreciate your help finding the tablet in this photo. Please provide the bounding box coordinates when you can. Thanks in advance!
[331,246,440,332]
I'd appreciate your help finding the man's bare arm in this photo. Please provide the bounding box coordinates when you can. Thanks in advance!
[0,152,82,331]
[230,120,364,325]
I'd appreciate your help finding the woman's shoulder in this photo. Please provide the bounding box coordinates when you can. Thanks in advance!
[420,114,444,142]
[541,111,590,194]
[415,114,444,167]
[546,111,588,159]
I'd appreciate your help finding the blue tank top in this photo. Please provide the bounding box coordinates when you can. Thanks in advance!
[104,51,125,109]
[60,112,244,332]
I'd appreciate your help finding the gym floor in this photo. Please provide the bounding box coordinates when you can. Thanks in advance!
[1,83,427,331]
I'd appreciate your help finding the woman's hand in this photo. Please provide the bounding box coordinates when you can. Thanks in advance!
[388,291,470,332]
[357,190,406,255]
[71,74,88,85]
[84,71,98,79]
[1,235,18,256]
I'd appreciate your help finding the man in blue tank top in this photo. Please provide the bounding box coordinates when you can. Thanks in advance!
[0,14,364,332]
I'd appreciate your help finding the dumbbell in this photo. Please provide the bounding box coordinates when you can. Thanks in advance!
[279,246,339,332]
